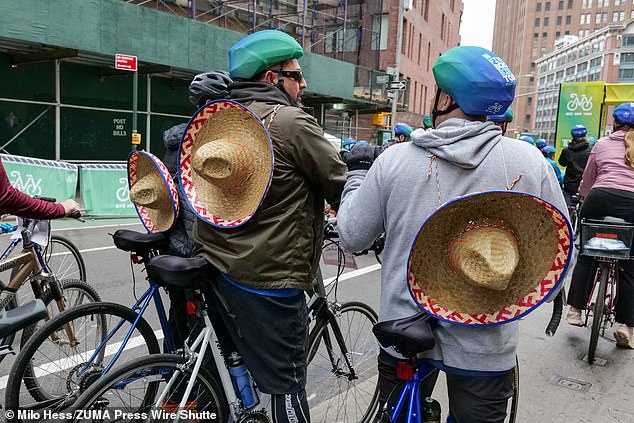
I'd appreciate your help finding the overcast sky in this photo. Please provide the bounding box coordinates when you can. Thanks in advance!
[459,0,496,49]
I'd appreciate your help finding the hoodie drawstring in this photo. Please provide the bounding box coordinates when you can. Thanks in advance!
[426,154,442,205]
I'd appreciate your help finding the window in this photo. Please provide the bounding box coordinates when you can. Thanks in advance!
[527,97,533,106]
[546,1,551,10]
[621,53,634,62]
[631,10,634,19]
[544,17,549,26]
[567,0,573,8]
[580,14,586,24]
[423,0,429,20]
[614,0,624,5]
[402,19,408,53]
[565,30,570,35]
[372,14,389,50]
[536,17,540,26]
[556,31,561,38]
[426,42,431,70]
[596,13,602,23]
[440,14,445,40]
[417,33,422,65]
[619,68,634,79]
[559,0,564,9]
[537,2,542,11]
[623,36,634,46]
[543,32,548,38]
[534,32,539,39]
[566,15,571,24]
[557,15,562,24]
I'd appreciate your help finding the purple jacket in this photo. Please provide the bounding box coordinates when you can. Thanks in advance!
[579,130,634,197]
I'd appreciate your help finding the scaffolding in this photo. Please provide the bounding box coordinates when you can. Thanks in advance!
[126,0,385,71]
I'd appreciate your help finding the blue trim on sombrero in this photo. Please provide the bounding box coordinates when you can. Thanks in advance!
[127,150,179,234]
[406,190,573,327]
[177,99,275,229]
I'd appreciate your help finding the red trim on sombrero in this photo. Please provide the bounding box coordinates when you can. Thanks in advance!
[179,100,269,228]
[129,151,179,234]
[408,195,571,325]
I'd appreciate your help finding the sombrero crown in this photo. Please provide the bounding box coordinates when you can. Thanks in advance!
[408,191,572,326]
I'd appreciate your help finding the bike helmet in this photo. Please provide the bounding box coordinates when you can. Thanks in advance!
[342,137,356,151]
[613,102,634,125]
[519,135,535,146]
[541,145,556,155]
[229,30,304,80]
[188,70,233,106]
[487,107,514,123]
[570,124,587,137]
[535,138,548,149]
[394,123,414,137]
[588,136,597,146]
[423,114,432,129]
[432,46,516,116]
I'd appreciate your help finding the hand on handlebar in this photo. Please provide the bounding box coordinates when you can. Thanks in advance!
[60,199,81,217]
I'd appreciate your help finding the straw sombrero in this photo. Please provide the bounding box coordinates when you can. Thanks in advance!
[128,151,179,233]
[179,100,273,228]
[407,191,572,326]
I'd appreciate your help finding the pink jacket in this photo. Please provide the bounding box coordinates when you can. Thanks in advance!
[578,130,634,197]
[0,157,65,219]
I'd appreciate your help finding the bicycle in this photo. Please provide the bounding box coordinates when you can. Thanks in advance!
[0,299,48,369]
[0,209,98,364]
[3,229,179,416]
[372,312,520,423]
[578,217,634,364]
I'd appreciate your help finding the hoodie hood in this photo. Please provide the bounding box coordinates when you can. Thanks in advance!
[163,123,187,151]
[227,81,296,107]
[410,118,503,169]
[569,138,590,151]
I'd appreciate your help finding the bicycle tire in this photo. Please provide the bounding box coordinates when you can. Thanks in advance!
[588,264,608,364]
[306,301,379,423]
[5,302,160,416]
[68,353,227,423]
[0,279,18,361]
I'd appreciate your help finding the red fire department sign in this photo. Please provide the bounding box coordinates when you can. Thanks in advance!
[115,54,138,72]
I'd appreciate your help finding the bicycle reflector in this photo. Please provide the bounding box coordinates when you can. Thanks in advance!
[396,362,415,381]
[130,253,140,264]
[186,301,197,315]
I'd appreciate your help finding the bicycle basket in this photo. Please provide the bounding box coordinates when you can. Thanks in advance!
[580,219,634,260]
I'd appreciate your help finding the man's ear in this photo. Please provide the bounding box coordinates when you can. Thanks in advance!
[262,70,278,85]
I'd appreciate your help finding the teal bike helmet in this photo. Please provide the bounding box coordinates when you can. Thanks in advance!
[588,136,597,146]
[342,137,357,151]
[423,114,432,129]
[541,145,556,155]
[229,30,304,80]
[487,107,514,123]
[394,123,414,137]
[570,125,587,138]
[535,138,548,149]
[519,135,535,146]
[432,46,516,124]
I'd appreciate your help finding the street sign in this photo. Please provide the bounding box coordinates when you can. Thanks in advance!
[387,80,407,91]
[386,66,397,76]
[376,75,390,84]
[115,54,138,72]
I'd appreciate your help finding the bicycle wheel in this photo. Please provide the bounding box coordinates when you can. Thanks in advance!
[68,354,227,423]
[306,301,379,423]
[20,278,102,347]
[588,264,608,364]
[5,302,160,415]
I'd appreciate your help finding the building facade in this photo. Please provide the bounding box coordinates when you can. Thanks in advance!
[535,19,634,140]
[493,0,634,135]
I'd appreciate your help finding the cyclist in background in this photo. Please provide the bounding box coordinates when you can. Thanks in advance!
[536,138,548,150]
[394,123,413,143]
[541,146,564,188]
[565,103,634,349]
[558,124,592,207]
[518,135,536,146]
[337,46,565,422]
[193,30,347,423]
[161,70,232,349]
[588,136,598,147]
[0,157,80,218]
[487,107,513,135]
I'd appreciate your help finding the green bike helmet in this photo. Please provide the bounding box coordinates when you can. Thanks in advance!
[229,30,304,80]
[423,114,432,129]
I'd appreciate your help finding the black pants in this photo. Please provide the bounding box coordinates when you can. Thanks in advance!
[376,351,514,423]
[567,188,634,326]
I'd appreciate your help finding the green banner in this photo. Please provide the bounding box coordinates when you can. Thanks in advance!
[1,154,77,200]
[555,82,605,157]
[79,164,136,216]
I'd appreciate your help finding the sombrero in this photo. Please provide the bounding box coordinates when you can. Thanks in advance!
[128,151,179,233]
[178,100,273,228]
[407,191,572,326]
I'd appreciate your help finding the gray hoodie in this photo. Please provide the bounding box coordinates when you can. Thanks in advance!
[337,118,567,372]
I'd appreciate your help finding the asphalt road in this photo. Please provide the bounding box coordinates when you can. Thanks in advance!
[0,217,632,422]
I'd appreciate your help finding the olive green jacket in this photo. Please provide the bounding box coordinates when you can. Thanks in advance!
[193,82,347,290]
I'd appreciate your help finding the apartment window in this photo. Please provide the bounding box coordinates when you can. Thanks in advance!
[603,12,608,22]
[536,17,541,26]
[580,14,585,24]
[614,0,624,5]
[566,15,571,24]
[544,17,549,26]
[537,2,542,11]
[557,15,562,24]
[527,97,533,106]
[543,32,548,38]
[417,33,422,65]
[559,0,564,8]
[426,42,431,70]
[401,19,408,53]
[546,1,551,10]
[567,0,573,7]
[556,31,561,38]
[619,68,634,79]
[631,10,634,19]
[423,0,429,20]
[531,62,536,71]
[624,36,634,46]
[534,32,539,39]
[565,30,570,35]
[413,82,417,112]
[596,13,602,23]
[371,14,389,50]
[441,14,445,40]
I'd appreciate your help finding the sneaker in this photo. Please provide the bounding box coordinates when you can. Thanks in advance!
[614,325,634,349]
[565,309,583,327]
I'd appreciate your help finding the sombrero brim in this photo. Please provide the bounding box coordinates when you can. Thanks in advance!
[178,100,274,228]
[128,151,179,233]
[407,191,572,326]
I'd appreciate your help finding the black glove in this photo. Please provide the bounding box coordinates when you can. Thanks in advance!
[343,144,382,171]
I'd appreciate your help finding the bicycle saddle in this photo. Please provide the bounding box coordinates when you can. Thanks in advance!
[146,255,211,290]
[0,299,47,339]
[373,311,436,357]
[112,229,169,255]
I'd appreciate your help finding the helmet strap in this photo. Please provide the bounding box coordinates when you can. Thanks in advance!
[431,89,459,128]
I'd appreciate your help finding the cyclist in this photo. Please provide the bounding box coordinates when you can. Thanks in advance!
[161,70,233,349]
[542,146,564,187]
[558,124,592,207]
[536,138,548,150]
[588,136,598,147]
[422,114,433,130]
[565,103,634,348]
[394,123,414,143]
[487,107,513,135]
[518,135,536,146]
[337,46,566,423]
[342,137,357,151]
[192,30,346,423]
[0,157,80,219]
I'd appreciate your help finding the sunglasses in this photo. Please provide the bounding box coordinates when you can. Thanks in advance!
[278,70,305,83]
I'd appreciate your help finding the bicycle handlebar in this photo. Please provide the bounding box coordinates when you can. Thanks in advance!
[34,195,56,203]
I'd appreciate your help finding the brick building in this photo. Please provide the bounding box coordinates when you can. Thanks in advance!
[493,0,634,136]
